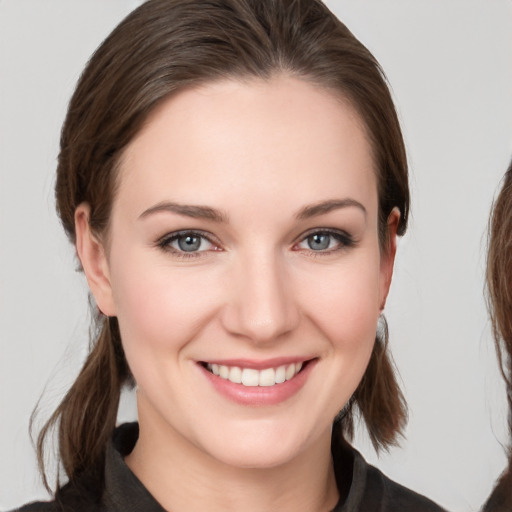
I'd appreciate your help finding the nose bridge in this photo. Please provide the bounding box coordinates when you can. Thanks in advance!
[222,246,298,343]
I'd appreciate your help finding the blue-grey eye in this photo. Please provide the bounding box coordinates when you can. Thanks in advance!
[307,233,331,250]
[157,230,217,255]
[177,234,202,252]
[296,230,353,253]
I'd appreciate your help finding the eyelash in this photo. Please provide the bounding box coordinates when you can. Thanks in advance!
[156,230,220,259]
[294,229,355,255]
[155,228,355,259]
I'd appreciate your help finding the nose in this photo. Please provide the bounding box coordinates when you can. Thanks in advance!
[220,250,300,344]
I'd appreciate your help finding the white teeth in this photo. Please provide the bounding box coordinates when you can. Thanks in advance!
[219,365,229,379]
[285,363,296,381]
[229,366,242,384]
[206,361,304,387]
[258,368,275,387]
[241,368,259,386]
[275,365,286,384]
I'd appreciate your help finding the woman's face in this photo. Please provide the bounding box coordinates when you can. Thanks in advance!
[78,76,398,468]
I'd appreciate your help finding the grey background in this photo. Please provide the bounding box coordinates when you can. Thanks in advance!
[1,1,511,510]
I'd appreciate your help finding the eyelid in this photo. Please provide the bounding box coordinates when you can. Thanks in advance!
[293,227,356,252]
[156,229,222,255]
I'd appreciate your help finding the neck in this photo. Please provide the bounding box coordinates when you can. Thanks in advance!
[125,405,339,512]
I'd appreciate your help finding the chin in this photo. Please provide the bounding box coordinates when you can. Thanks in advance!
[191,418,318,470]
[207,440,301,470]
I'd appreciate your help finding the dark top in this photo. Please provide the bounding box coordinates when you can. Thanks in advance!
[15,422,446,512]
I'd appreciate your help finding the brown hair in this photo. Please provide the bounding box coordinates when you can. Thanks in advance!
[483,161,512,511]
[37,0,409,491]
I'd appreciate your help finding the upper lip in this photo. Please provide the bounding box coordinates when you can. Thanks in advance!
[199,356,315,370]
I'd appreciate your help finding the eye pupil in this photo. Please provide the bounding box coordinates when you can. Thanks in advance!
[308,233,330,250]
[178,235,201,252]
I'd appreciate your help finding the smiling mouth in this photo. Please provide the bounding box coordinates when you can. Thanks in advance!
[203,361,308,387]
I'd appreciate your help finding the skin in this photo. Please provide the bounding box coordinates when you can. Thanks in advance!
[75,75,399,512]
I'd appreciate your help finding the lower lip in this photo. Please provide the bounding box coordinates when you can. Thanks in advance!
[199,360,317,406]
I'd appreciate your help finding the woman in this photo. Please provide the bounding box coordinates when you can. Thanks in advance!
[16,0,445,510]
[483,161,512,511]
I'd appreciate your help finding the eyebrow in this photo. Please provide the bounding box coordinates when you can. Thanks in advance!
[139,201,228,223]
[139,198,366,223]
[296,199,367,220]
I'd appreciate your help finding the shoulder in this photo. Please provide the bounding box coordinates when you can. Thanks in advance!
[332,438,447,512]
[359,458,447,512]
[12,424,143,512]
[13,495,102,512]
[10,503,58,512]
[12,496,102,512]
[12,475,103,512]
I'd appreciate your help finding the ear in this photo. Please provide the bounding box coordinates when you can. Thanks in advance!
[379,207,400,312]
[75,203,116,316]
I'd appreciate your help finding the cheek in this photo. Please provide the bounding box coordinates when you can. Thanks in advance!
[297,254,382,349]
[108,252,222,357]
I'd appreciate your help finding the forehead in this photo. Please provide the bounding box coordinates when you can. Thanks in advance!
[117,75,377,217]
